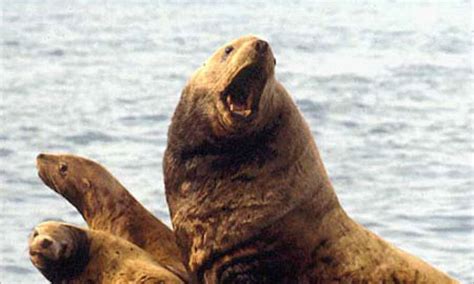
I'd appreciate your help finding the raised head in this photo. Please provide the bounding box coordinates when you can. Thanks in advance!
[36,153,118,207]
[172,35,278,144]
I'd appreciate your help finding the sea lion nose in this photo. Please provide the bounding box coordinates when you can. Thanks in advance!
[36,153,47,170]
[40,238,53,249]
[255,39,268,54]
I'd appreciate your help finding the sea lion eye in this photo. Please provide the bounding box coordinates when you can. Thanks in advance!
[59,163,68,176]
[224,46,234,55]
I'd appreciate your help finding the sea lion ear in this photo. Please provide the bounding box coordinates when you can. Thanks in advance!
[81,178,91,189]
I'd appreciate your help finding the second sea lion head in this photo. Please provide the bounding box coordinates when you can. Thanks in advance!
[28,221,89,282]
[36,153,114,206]
[179,35,277,138]
[29,222,73,269]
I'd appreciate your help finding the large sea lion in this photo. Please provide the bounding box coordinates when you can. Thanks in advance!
[163,35,458,283]
[36,153,188,281]
[29,221,184,283]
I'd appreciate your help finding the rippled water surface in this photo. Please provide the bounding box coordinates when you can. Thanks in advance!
[1,1,472,282]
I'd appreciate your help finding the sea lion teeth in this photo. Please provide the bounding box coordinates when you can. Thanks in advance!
[228,100,252,117]
[239,109,252,117]
[164,35,458,283]
[225,86,253,117]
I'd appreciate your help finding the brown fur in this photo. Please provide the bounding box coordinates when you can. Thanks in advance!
[36,153,188,281]
[164,35,458,283]
[29,221,184,283]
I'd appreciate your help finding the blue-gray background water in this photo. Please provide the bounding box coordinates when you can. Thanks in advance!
[1,1,472,282]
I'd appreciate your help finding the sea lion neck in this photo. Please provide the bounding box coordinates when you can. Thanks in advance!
[80,180,135,229]
[56,225,90,281]
[165,78,341,276]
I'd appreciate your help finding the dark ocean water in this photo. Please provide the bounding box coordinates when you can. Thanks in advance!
[1,1,472,282]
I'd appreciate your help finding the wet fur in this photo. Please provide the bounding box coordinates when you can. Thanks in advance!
[164,36,458,283]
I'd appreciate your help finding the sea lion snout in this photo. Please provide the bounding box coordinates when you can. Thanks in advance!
[29,228,64,268]
[39,237,53,249]
[36,153,56,172]
[36,153,49,170]
[244,38,273,68]
[29,235,56,255]
[36,153,46,161]
[36,153,73,193]
[254,39,268,54]
[36,153,57,165]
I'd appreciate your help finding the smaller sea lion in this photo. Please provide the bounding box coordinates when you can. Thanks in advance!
[36,153,187,281]
[28,221,184,283]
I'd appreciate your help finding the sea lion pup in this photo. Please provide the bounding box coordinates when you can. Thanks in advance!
[163,35,458,283]
[29,221,184,283]
[36,153,188,281]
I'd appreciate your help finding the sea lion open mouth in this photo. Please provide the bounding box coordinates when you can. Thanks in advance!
[223,65,266,118]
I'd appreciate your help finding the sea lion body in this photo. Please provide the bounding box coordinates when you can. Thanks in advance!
[164,35,457,283]
[29,221,184,283]
[36,153,188,280]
